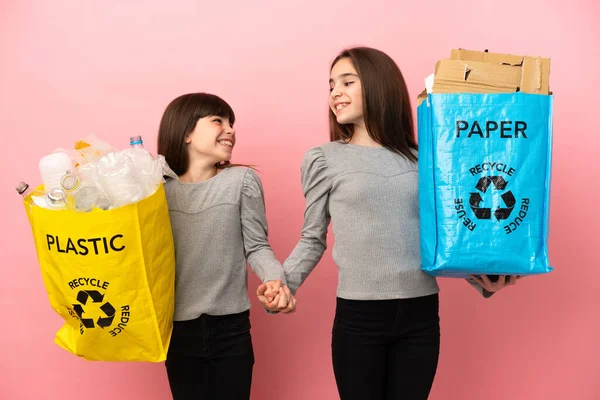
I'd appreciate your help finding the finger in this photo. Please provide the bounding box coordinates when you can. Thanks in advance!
[267,293,281,308]
[283,296,297,314]
[277,288,288,309]
[508,275,517,285]
[269,295,281,307]
[272,280,284,297]
[479,275,493,288]
[262,290,274,303]
[258,291,274,308]
[263,290,275,303]
[278,289,291,310]
[469,274,485,287]
[282,285,292,301]
[257,283,267,297]
[264,280,281,301]
[257,286,274,304]
[257,295,269,307]
[265,286,276,302]
[283,295,294,312]
[496,275,508,289]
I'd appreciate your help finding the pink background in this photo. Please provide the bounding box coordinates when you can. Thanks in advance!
[1,0,598,398]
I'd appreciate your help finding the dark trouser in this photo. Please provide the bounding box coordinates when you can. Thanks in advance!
[165,310,254,400]
[332,294,440,400]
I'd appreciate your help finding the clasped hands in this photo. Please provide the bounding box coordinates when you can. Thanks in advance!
[256,280,296,314]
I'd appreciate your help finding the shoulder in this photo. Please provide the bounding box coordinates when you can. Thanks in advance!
[224,165,251,178]
[163,177,179,196]
[302,143,331,168]
[232,167,264,196]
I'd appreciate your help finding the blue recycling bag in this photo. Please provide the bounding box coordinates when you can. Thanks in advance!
[418,93,553,277]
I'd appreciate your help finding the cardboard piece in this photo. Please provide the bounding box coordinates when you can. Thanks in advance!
[433,59,522,94]
[420,48,551,100]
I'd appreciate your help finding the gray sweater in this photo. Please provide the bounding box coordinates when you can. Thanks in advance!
[165,167,286,321]
[284,141,441,300]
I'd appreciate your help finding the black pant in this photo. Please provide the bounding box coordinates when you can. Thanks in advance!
[165,310,254,400]
[332,294,440,400]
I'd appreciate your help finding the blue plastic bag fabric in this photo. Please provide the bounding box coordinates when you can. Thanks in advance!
[418,93,553,277]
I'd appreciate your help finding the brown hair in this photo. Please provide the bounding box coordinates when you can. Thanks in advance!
[157,93,236,176]
[329,47,417,162]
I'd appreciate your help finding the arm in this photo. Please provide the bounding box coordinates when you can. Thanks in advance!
[283,147,332,295]
[240,168,287,285]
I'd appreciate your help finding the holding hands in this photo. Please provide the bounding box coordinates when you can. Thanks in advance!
[257,280,296,314]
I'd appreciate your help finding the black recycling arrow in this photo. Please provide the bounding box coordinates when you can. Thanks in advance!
[97,302,116,328]
[97,317,114,328]
[73,304,84,317]
[469,192,491,219]
[501,191,516,207]
[469,192,483,207]
[475,176,509,193]
[101,302,116,316]
[494,191,516,220]
[72,304,95,328]
[76,290,105,305]
[475,177,492,193]
[490,176,508,190]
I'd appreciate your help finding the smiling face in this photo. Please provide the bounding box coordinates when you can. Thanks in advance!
[185,115,236,165]
[329,57,364,127]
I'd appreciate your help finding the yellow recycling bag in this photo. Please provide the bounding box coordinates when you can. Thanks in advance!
[24,184,175,362]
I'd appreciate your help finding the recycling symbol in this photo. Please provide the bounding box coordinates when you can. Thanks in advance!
[469,176,516,220]
[72,290,116,329]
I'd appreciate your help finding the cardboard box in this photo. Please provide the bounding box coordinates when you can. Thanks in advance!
[420,49,550,101]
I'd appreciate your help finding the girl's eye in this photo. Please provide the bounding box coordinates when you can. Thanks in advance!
[344,81,354,86]
[214,118,222,124]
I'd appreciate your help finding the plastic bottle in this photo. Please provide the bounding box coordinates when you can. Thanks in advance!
[16,181,35,198]
[130,135,145,149]
[39,152,72,193]
[123,136,159,195]
[60,173,99,212]
[45,188,68,210]
[61,173,112,211]
[16,181,55,208]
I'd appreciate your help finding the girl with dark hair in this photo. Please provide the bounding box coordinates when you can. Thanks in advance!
[157,92,295,399]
